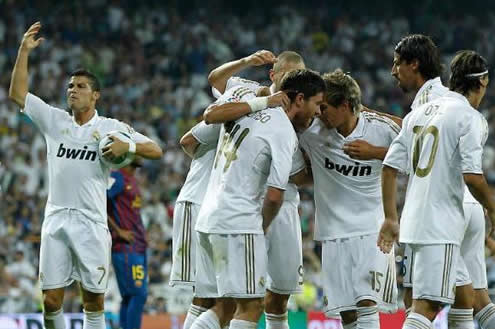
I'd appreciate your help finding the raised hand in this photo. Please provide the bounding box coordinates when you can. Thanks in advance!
[267,91,290,111]
[246,50,277,66]
[20,22,45,52]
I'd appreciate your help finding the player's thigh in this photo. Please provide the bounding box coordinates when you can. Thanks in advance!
[70,214,112,294]
[321,239,354,315]
[410,243,459,304]
[39,215,74,290]
[170,201,199,286]
[212,233,267,298]
[266,203,303,294]
[194,232,220,298]
[112,252,147,297]
[461,203,487,289]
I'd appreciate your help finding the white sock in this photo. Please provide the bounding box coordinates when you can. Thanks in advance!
[229,319,257,329]
[476,303,495,329]
[82,310,105,329]
[343,321,357,329]
[448,308,474,329]
[190,309,221,329]
[356,305,379,329]
[265,312,288,329]
[184,304,209,329]
[403,312,432,329]
[44,309,66,329]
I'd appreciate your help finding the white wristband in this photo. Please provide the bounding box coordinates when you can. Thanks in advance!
[246,97,268,113]
[128,141,136,154]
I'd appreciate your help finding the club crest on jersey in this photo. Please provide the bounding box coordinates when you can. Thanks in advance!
[56,143,98,161]
[325,158,372,176]
[92,131,101,141]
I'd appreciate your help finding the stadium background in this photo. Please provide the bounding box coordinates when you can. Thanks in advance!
[2,0,495,328]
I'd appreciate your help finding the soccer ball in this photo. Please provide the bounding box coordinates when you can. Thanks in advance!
[98,131,135,169]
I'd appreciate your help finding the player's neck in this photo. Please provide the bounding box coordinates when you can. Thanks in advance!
[465,91,482,109]
[73,108,96,126]
[414,76,428,93]
[337,115,358,137]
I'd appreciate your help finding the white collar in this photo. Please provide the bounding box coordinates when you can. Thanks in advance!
[72,110,99,127]
[413,77,442,104]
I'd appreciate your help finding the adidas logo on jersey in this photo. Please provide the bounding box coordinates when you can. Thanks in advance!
[56,143,97,161]
[325,158,371,176]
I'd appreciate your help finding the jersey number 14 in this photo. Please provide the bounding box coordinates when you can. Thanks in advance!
[214,123,250,172]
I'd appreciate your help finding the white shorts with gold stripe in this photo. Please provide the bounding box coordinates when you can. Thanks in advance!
[170,201,199,286]
[194,232,267,298]
[409,243,460,304]
[322,233,398,316]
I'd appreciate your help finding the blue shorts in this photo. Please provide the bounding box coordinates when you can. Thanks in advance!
[112,252,148,297]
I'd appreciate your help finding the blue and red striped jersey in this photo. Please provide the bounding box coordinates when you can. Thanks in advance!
[107,169,147,253]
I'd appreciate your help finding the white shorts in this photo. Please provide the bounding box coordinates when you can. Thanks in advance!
[402,244,413,288]
[195,232,267,298]
[322,234,397,315]
[39,210,111,293]
[409,243,459,304]
[170,201,199,287]
[459,202,487,289]
[265,202,303,295]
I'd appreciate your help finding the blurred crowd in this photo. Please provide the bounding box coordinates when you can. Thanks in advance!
[3,0,495,315]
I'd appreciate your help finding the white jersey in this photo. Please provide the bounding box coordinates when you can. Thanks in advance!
[299,112,400,240]
[23,93,151,225]
[384,91,484,245]
[215,76,304,206]
[176,122,221,204]
[196,86,298,234]
[410,77,449,111]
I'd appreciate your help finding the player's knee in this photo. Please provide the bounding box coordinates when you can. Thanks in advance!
[43,291,64,313]
[413,299,442,320]
[340,310,357,324]
[453,284,474,309]
[235,298,265,320]
[265,290,289,314]
[193,297,215,309]
[83,294,105,312]
[357,299,377,308]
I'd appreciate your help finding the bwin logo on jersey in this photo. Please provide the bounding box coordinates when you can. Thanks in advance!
[325,158,371,176]
[56,143,97,161]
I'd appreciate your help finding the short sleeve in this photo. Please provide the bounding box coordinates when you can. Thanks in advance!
[459,113,484,174]
[191,121,221,145]
[115,121,152,144]
[22,93,69,134]
[107,171,124,198]
[383,115,410,173]
[290,147,306,175]
[212,76,262,99]
[266,120,297,190]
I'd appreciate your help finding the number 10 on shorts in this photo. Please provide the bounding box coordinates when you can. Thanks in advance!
[369,271,383,292]
[132,265,144,280]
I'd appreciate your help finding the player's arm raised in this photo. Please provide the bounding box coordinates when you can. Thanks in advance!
[204,91,289,124]
[208,50,276,94]
[9,22,44,108]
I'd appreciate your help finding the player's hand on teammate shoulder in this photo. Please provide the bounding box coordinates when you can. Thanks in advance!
[343,139,376,160]
[377,218,399,254]
[267,91,290,111]
[245,50,277,66]
[102,136,130,160]
[20,22,44,52]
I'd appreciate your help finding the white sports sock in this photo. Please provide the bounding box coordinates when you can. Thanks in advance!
[82,310,105,329]
[448,308,474,329]
[403,312,432,329]
[356,305,379,329]
[229,319,257,329]
[265,312,289,329]
[184,304,209,329]
[190,309,221,329]
[476,303,495,329]
[44,309,66,329]
[343,321,357,329]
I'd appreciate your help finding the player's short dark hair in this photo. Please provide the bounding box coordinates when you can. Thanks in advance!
[70,69,101,92]
[273,51,305,73]
[449,50,488,95]
[322,69,362,114]
[394,34,442,80]
[280,69,325,101]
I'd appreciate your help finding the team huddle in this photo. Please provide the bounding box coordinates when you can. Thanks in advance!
[9,21,495,329]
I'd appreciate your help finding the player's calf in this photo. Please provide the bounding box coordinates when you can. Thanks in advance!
[265,290,290,329]
[232,298,264,327]
[356,300,379,329]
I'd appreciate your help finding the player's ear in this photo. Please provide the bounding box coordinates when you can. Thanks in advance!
[295,93,305,107]
[269,69,275,82]
[411,59,420,72]
[93,91,101,101]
